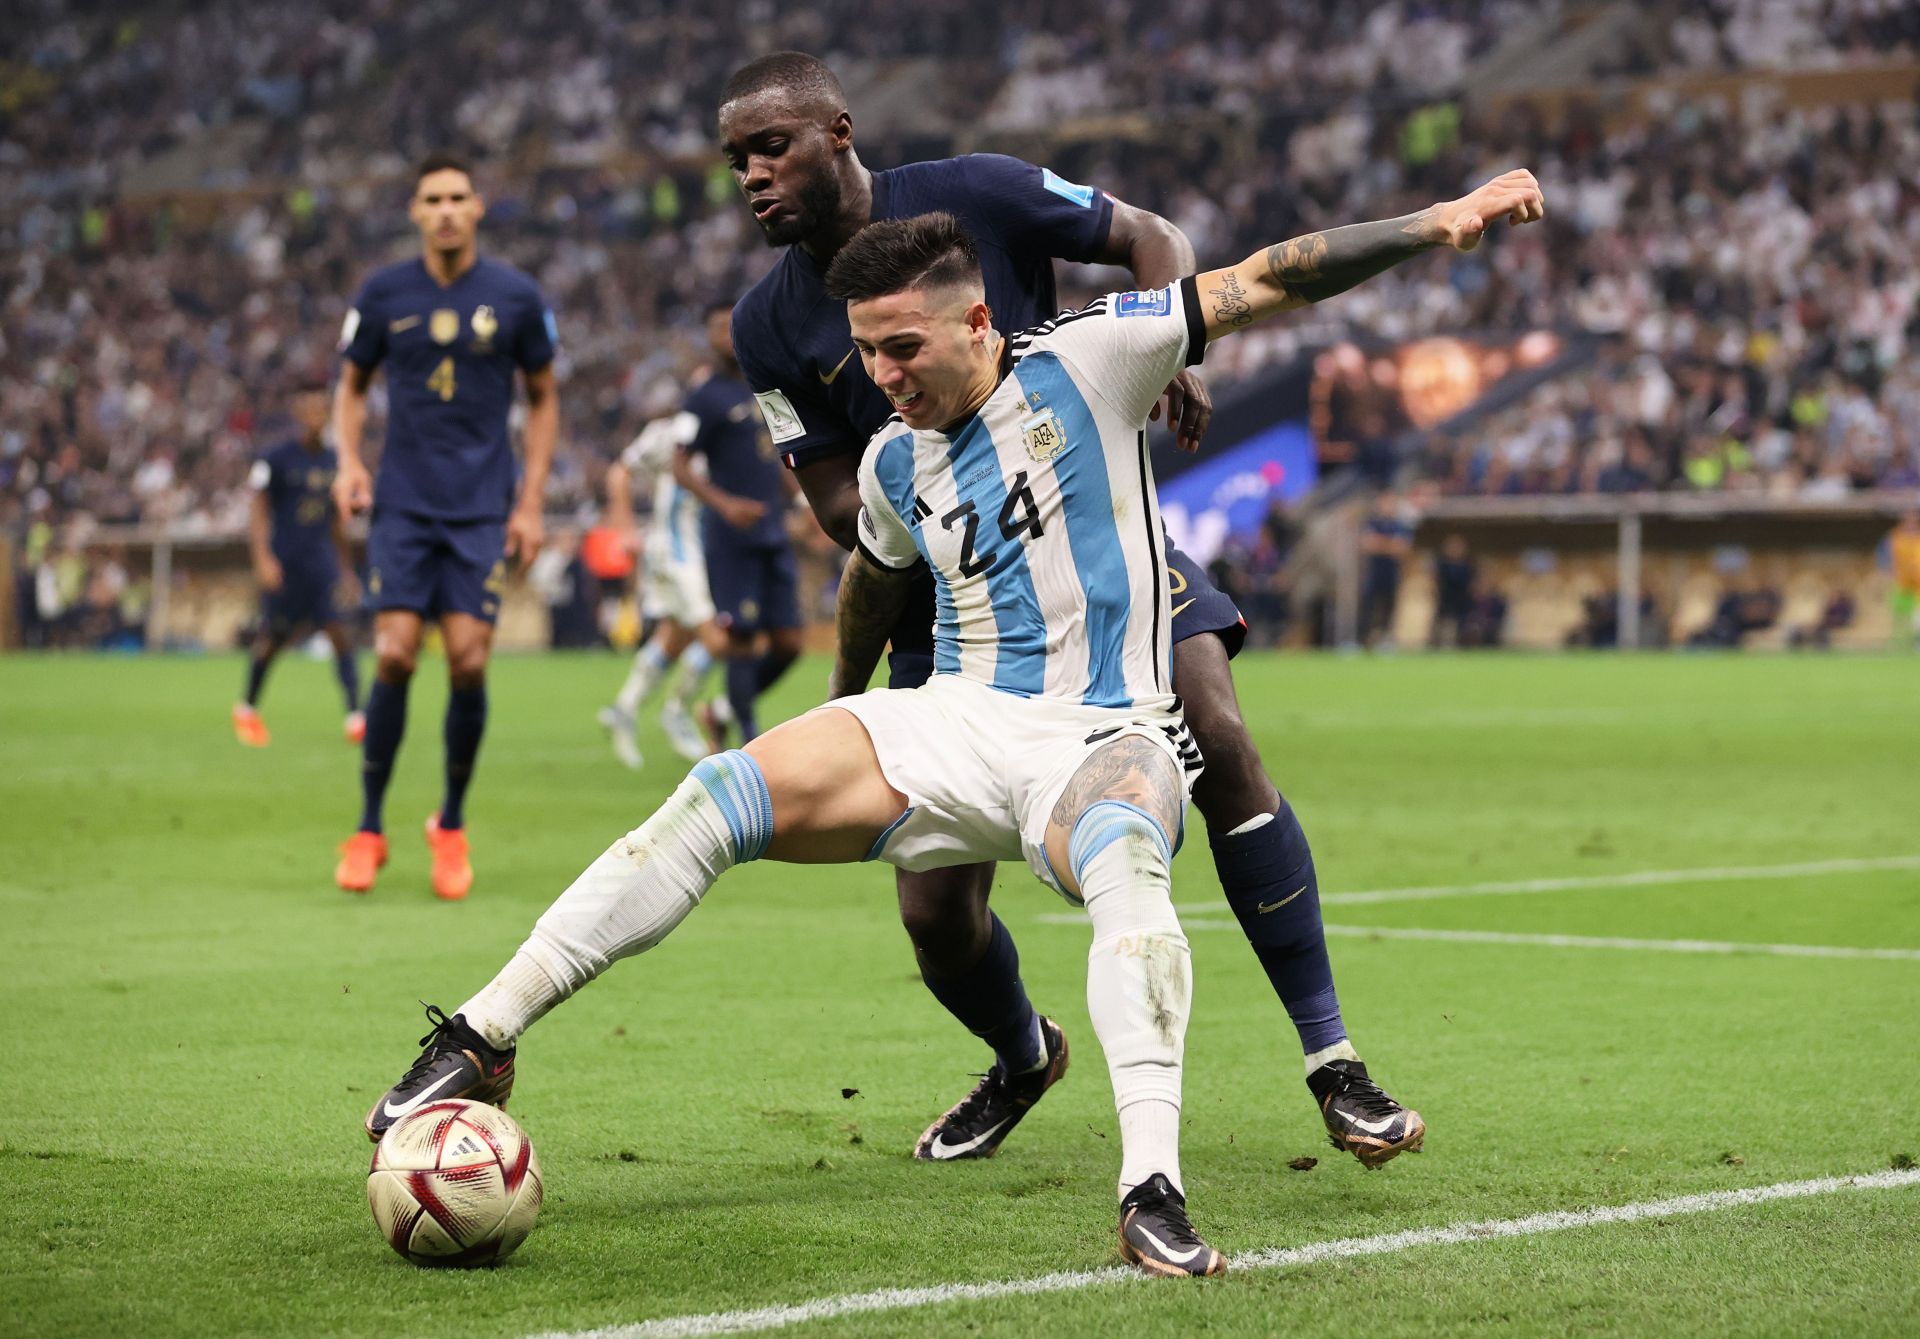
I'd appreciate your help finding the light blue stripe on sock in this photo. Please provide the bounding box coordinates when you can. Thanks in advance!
[1068,799,1172,884]
[691,749,774,862]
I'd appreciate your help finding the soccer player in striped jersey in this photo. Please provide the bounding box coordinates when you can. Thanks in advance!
[366,181,1544,1273]
[599,414,725,768]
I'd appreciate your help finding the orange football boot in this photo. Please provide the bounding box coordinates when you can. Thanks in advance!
[232,704,270,747]
[344,711,367,745]
[335,831,388,893]
[425,814,473,900]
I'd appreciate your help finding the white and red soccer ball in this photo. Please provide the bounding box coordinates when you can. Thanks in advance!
[368,1099,543,1267]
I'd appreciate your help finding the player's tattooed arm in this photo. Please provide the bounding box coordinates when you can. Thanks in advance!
[1195,169,1545,342]
[828,549,915,700]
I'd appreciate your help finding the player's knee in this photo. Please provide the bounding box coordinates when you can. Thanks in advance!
[448,665,486,693]
[1184,705,1276,829]
[895,869,992,964]
[375,646,417,682]
[1070,801,1175,914]
[687,749,774,866]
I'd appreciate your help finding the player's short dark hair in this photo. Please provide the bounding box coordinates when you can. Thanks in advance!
[721,51,845,111]
[415,151,474,183]
[824,213,982,304]
[704,297,736,319]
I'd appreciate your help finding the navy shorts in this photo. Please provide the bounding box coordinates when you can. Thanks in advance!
[707,538,801,634]
[263,565,339,632]
[367,513,507,624]
[884,537,1245,690]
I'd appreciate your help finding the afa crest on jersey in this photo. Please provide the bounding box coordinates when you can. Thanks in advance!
[1021,407,1068,463]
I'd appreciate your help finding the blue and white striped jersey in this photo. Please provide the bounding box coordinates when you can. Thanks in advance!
[855,279,1207,710]
[622,414,704,570]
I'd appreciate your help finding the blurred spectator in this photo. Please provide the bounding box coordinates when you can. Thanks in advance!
[1428,532,1474,648]
[1359,489,1415,648]
[1788,590,1855,649]
[1688,582,1782,648]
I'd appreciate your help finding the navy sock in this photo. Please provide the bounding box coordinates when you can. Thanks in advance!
[358,677,409,834]
[753,646,798,696]
[336,652,361,713]
[243,653,271,707]
[1210,800,1347,1055]
[439,684,487,831]
[725,657,759,741]
[919,913,1045,1074]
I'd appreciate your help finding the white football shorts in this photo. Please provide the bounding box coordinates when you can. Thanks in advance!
[826,674,1202,900]
[639,540,715,627]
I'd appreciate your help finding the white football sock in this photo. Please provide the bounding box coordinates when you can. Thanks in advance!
[458,751,773,1050]
[614,639,672,715]
[667,643,715,710]
[1071,800,1190,1201]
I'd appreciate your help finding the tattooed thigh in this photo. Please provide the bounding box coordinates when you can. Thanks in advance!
[1045,733,1184,855]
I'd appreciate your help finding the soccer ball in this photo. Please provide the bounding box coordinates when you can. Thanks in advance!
[367,1099,543,1267]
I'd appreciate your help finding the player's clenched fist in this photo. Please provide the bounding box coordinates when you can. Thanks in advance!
[1432,169,1546,251]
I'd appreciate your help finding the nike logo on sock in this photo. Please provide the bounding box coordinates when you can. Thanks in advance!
[929,1118,1012,1159]
[1257,885,1307,914]
[381,1070,461,1121]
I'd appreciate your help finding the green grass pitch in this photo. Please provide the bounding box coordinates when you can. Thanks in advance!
[3,650,1917,1337]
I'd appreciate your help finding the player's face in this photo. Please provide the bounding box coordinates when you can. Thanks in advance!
[848,287,994,431]
[718,93,847,247]
[409,170,484,253]
[292,389,328,440]
[705,309,735,363]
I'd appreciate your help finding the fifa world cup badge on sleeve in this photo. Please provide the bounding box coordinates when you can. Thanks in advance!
[1116,289,1172,318]
[755,389,805,444]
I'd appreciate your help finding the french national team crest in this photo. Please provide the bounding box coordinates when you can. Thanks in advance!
[470,305,498,351]
[430,309,460,345]
[1021,407,1067,463]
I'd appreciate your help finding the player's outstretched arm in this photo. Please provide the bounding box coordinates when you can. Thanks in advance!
[1194,169,1545,343]
[827,549,915,701]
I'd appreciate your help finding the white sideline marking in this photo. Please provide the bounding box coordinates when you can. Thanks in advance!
[1193,921,1920,961]
[1316,855,1920,907]
[532,1170,1920,1339]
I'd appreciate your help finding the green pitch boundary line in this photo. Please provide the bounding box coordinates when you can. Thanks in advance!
[528,1169,1920,1339]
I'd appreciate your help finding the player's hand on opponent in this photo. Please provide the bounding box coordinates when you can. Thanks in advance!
[506,502,545,568]
[255,554,284,592]
[332,459,374,517]
[718,497,768,531]
[1432,170,1545,252]
[1152,368,1212,454]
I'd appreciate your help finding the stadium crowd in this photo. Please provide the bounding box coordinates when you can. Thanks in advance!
[3,0,1917,580]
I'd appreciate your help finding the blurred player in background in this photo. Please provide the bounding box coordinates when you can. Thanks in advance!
[329,153,560,899]
[598,415,725,768]
[670,301,804,746]
[718,52,1419,1168]
[1891,506,1920,651]
[232,382,363,747]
